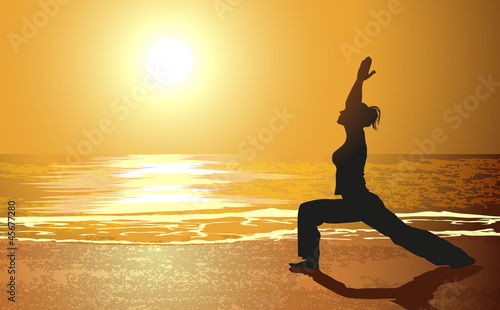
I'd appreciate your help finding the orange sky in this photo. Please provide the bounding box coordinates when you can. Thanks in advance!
[1,0,500,160]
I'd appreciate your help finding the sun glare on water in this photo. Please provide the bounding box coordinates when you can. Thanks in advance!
[147,38,193,85]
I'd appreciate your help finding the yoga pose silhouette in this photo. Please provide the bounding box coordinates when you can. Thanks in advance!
[289,57,475,271]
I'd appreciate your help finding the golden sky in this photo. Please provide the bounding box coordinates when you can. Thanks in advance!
[1,0,500,160]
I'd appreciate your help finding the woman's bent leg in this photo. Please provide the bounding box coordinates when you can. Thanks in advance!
[297,199,358,260]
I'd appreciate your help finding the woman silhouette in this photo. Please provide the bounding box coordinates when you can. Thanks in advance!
[289,57,475,271]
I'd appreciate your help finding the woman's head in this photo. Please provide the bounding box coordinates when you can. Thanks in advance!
[337,103,381,130]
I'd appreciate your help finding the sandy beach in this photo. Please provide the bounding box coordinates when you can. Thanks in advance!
[1,236,498,309]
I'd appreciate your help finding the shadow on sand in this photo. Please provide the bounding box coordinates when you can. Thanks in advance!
[289,265,482,310]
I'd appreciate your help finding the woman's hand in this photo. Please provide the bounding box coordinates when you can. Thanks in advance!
[357,57,376,81]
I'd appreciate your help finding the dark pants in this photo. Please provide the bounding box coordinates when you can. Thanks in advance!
[297,192,469,266]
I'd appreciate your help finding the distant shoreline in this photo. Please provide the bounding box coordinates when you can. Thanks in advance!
[0,153,498,166]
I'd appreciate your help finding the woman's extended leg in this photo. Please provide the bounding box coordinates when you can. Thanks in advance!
[358,193,475,268]
[292,199,359,269]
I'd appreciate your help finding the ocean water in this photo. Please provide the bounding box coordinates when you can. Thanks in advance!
[0,154,499,245]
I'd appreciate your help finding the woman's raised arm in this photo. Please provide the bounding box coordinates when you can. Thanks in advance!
[345,57,376,108]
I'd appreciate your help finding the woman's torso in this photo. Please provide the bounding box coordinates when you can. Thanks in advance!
[332,136,368,196]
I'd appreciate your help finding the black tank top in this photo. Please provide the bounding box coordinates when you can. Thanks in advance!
[332,142,368,196]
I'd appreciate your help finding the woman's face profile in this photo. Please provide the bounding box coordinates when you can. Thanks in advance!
[337,108,358,126]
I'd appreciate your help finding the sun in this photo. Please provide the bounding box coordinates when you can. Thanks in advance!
[147,38,193,85]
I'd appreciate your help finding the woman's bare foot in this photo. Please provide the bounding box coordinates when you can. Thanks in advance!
[288,257,319,271]
[449,254,475,269]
